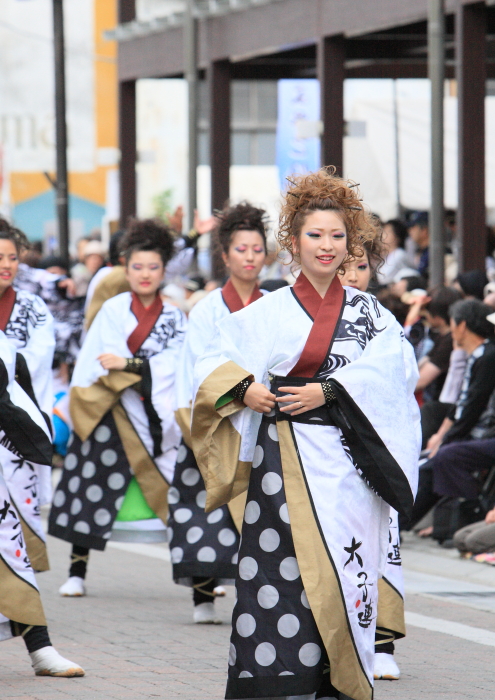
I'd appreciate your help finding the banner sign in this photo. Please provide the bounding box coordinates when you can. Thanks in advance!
[276,79,320,189]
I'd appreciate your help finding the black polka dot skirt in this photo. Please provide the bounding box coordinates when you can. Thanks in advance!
[225,415,328,700]
[167,439,239,585]
[48,412,133,551]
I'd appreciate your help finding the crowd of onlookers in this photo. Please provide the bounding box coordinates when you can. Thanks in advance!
[17,205,495,564]
[371,211,495,564]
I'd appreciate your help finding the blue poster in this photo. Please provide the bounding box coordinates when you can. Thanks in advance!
[276,79,320,189]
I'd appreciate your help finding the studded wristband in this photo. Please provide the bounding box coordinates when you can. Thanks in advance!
[231,377,253,403]
[321,381,336,406]
[124,357,144,374]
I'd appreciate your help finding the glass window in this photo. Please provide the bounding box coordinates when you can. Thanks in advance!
[198,131,209,166]
[255,131,276,165]
[257,82,277,123]
[231,132,251,165]
[198,80,209,123]
[232,82,252,123]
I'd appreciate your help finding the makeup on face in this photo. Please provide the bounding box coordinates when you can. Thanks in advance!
[126,250,165,301]
[295,210,348,281]
[0,239,19,290]
[339,252,371,292]
[223,229,266,281]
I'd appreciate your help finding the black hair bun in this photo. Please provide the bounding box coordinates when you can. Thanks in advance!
[120,218,175,267]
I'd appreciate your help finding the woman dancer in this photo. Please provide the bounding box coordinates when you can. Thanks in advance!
[0,332,84,677]
[0,221,55,573]
[192,169,421,700]
[340,242,406,682]
[49,219,186,596]
[170,203,267,624]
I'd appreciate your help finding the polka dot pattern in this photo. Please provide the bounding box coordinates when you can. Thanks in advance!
[48,413,133,549]
[227,415,324,695]
[101,449,118,467]
[81,461,96,479]
[197,546,216,562]
[262,472,282,495]
[244,500,260,524]
[166,439,239,585]
[53,490,65,507]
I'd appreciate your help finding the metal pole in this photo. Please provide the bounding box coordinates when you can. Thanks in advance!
[184,0,198,230]
[428,0,445,287]
[392,79,401,218]
[52,0,69,266]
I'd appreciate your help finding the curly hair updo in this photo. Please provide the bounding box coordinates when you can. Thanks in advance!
[120,218,175,267]
[215,202,268,254]
[277,167,381,272]
[0,217,30,254]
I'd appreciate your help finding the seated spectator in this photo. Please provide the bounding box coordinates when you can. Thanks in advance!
[376,219,409,285]
[454,503,495,556]
[416,286,463,401]
[375,288,409,326]
[390,271,428,301]
[405,299,495,529]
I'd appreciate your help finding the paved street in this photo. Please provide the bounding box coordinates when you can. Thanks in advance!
[2,523,495,700]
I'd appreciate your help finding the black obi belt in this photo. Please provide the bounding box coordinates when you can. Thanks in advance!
[269,375,336,427]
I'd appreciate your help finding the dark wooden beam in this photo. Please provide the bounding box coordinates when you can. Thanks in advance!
[318,35,345,175]
[118,1,136,227]
[209,59,231,280]
[118,0,135,24]
[456,1,487,273]
[119,80,137,227]
[210,59,231,212]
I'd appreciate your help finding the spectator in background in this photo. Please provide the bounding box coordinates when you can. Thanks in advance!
[415,286,463,401]
[39,256,68,277]
[454,503,495,557]
[407,211,430,278]
[390,271,428,300]
[71,240,106,297]
[405,300,495,530]
[376,219,409,285]
[454,269,489,300]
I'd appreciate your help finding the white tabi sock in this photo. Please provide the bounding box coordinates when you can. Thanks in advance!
[29,646,85,677]
[59,576,86,597]
[193,602,222,624]
[374,651,400,680]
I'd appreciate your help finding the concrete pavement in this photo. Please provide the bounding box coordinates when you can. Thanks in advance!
[1,526,495,699]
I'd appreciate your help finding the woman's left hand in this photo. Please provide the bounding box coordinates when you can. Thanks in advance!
[276,383,325,416]
[98,353,127,371]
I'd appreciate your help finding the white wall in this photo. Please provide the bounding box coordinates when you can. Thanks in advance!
[344,79,495,221]
[0,0,95,174]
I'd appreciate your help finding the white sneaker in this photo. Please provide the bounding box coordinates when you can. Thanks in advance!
[374,652,400,680]
[29,646,85,677]
[193,602,222,624]
[213,585,226,597]
[59,576,86,597]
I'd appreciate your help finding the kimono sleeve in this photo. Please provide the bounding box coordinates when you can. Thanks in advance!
[191,295,278,512]
[147,307,187,457]
[19,295,55,417]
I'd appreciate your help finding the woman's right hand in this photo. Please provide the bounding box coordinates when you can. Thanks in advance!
[243,382,276,413]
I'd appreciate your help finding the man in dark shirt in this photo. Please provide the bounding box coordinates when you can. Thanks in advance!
[416,286,463,402]
[407,299,495,527]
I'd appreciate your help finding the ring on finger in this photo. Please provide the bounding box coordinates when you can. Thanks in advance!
[299,401,304,409]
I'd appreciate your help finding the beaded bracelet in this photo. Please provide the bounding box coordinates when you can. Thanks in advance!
[231,377,253,403]
[321,381,336,406]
